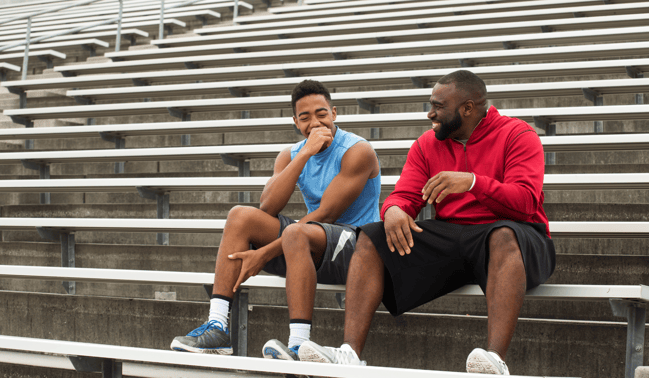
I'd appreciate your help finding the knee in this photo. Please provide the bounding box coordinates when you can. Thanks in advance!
[225,205,259,228]
[488,227,521,264]
[281,223,311,257]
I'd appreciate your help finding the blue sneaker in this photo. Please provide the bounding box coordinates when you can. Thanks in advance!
[262,339,299,361]
[170,320,232,355]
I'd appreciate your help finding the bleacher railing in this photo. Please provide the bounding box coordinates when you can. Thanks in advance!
[158,0,220,39]
[0,0,124,80]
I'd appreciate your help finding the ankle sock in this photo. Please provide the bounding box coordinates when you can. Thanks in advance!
[288,319,311,349]
[209,295,232,329]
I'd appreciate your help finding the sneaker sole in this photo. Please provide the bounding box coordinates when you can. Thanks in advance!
[466,351,502,375]
[170,340,233,355]
[297,343,332,363]
[263,346,294,361]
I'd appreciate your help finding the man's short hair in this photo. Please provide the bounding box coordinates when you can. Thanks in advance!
[436,70,487,101]
[291,79,333,115]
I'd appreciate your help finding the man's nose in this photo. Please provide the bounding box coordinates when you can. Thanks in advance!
[427,108,436,119]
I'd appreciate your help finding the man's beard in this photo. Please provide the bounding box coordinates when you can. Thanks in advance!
[434,109,463,141]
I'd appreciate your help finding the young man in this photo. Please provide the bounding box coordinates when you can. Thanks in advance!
[298,70,556,375]
[170,80,382,361]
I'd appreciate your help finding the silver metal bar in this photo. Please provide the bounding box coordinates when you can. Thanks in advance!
[233,0,239,23]
[159,0,165,40]
[115,0,123,52]
[0,17,120,53]
[164,0,205,12]
[0,0,105,26]
[21,17,31,81]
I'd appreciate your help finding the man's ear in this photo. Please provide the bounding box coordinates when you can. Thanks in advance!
[462,100,475,117]
[331,105,337,121]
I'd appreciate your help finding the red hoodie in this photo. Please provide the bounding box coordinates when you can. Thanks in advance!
[381,106,551,237]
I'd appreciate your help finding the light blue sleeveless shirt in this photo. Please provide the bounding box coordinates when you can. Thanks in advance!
[290,126,381,227]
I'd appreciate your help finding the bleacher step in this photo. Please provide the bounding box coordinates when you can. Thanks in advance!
[0,291,631,378]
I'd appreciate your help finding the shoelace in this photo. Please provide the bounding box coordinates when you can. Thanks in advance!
[329,347,359,365]
[188,320,225,337]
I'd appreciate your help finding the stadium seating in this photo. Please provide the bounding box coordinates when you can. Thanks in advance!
[0,0,648,377]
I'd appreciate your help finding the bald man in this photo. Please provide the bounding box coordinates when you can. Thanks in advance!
[298,70,556,375]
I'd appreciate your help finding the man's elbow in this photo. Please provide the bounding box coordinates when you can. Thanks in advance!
[259,202,278,217]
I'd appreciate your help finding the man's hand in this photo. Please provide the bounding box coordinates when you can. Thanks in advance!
[422,171,474,204]
[384,206,423,256]
[300,127,333,157]
[228,249,268,292]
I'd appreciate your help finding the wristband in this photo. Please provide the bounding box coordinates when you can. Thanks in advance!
[469,173,476,191]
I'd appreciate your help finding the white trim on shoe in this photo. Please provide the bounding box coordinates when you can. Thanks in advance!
[466,348,510,375]
[298,341,366,366]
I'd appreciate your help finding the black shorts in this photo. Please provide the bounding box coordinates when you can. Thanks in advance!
[261,214,358,285]
[359,219,556,316]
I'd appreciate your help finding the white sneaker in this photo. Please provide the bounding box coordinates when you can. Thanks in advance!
[298,341,366,366]
[466,348,510,375]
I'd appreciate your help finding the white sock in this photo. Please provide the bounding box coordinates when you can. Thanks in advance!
[208,297,230,328]
[288,322,311,349]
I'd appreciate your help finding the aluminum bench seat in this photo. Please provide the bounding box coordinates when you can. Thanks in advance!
[0,49,65,65]
[269,0,520,14]
[234,0,603,24]
[1,131,649,166]
[0,1,250,32]
[196,0,643,34]
[106,25,649,61]
[61,77,649,102]
[0,38,109,53]
[180,12,649,46]
[0,61,20,73]
[0,173,647,193]
[5,88,649,119]
[1,122,648,153]
[51,40,649,76]
[0,29,148,46]
[0,217,645,238]
[2,266,647,300]
[11,57,644,91]
[0,334,577,378]
[0,10,223,35]
[0,19,186,39]
[0,0,246,26]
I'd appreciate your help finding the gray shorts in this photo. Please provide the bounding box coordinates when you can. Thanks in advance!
[260,214,357,285]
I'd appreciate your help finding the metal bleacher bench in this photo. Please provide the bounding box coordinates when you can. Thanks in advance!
[57,77,649,102]
[0,19,186,39]
[5,105,649,128]
[103,25,649,61]
[166,12,649,46]
[232,0,603,24]
[49,40,649,76]
[268,0,521,14]
[4,57,645,92]
[0,50,65,68]
[0,333,578,378]
[0,264,644,378]
[196,0,640,33]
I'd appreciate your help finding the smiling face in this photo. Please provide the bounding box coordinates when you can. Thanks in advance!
[293,94,337,149]
[427,83,468,141]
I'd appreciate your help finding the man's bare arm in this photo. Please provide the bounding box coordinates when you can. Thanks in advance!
[301,141,379,224]
[260,127,334,216]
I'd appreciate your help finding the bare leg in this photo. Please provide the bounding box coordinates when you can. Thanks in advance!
[213,206,282,298]
[281,223,327,320]
[485,227,527,361]
[342,231,385,357]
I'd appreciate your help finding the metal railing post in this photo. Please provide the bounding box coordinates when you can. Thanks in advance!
[233,0,239,23]
[21,17,31,81]
[115,0,123,52]
[159,0,165,40]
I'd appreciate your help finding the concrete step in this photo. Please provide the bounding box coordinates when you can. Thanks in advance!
[0,291,641,378]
